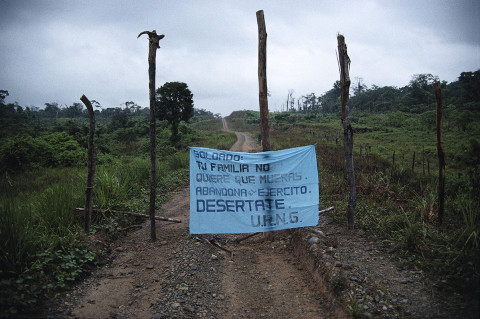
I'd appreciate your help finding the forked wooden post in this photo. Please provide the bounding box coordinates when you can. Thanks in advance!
[80,94,97,233]
[434,82,446,225]
[256,10,270,152]
[138,30,165,241]
[337,34,357,230]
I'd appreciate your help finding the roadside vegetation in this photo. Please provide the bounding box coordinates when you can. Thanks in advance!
[0,87,227,316]
[226,71,480,309]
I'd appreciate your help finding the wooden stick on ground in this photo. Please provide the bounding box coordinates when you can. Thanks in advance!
[319,207,335,214]
[236,232,261,243]
[196,236,233,258]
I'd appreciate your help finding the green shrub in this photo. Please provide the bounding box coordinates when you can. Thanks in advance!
[0,135,51,172]
[0,133,86,173]
[35,183,82,246]
[167,152,189,171]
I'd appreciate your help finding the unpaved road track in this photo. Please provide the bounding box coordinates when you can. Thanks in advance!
[46,121,473,319]
[222,118,258,153]
[46,121,337,318]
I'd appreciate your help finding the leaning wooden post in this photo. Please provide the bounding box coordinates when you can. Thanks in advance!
[337,34,357,230]
[138,30,165,241]
[80,94,97,233]
[257,10,270,152]
[434,82,446,225]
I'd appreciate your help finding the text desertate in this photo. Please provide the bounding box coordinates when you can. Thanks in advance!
[196,198,285,212]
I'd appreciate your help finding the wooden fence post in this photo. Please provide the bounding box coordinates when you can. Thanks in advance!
[435,82,446,225]
[422,146,425,176]
[138,30,165,241]
[412,151,416,172]
[257,10,270,152]
[257,10,274,241]
[80,94,96,234]
[337,34,357,230]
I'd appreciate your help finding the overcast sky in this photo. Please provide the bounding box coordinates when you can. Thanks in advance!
[1,0,479,116]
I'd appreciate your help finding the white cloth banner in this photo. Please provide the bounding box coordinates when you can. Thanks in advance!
[189,145,319,234]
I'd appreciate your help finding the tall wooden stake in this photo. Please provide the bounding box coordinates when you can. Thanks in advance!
[138,30,165,241]
[337,34,357,230]
[434,82,446,225]
[412,151,416,172]
[80,94,97,233]
[257,10,274,241]
[257,10,270,152]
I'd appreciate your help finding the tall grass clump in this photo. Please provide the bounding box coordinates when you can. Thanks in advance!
[167,151,189,171]
[0,198,36,273]
[455,195,479,250]
[35,184,83,245]
[95,166,129,208]
[0,169,95,317]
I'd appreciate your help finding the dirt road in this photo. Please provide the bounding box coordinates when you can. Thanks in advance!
[46,120,471,319]
[222,118,258,153]
[46,121,337,318]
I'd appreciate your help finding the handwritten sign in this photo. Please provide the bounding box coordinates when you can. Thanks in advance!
[189,145,319,234]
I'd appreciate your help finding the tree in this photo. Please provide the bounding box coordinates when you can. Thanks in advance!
[63,102,84,118]
[43,102,60,118]
[286,89,294,112]
[0,90,8,104]
[319,81,341,113]
[303,93,318,112]
[155,82,194,143]
[352,77,366,96]
[401,74,438,112]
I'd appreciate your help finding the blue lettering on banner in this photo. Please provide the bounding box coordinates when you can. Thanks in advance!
[189,145,319,234]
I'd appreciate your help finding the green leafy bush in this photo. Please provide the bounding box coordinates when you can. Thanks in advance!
[0,132,85,173]
[0,135,51,171]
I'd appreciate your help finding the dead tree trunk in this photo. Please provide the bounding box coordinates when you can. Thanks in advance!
[138,30,165,241]
[434,82,446,225]
[337,34,357,230]
[256,10,270,152]
[80,94,97,233]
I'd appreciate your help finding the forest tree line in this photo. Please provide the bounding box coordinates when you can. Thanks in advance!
[0,83,219,173]
[285,70,479,119]
[1,70,478,173]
